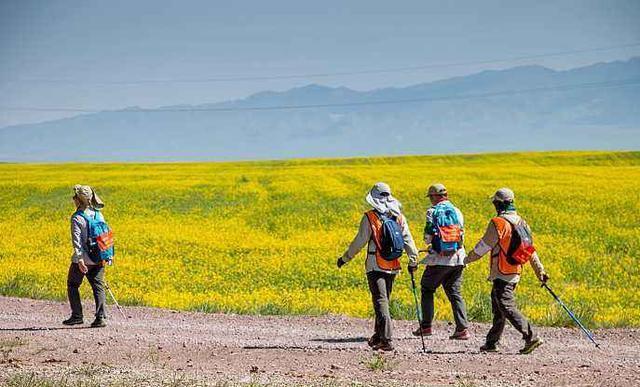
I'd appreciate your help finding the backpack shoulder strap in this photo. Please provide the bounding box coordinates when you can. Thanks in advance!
[365,210,383,250]
[491,216,511,238]
[73,209,88,221]
[365,210,379,228]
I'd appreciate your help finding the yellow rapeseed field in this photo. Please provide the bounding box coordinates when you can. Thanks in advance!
[0,151,638,327]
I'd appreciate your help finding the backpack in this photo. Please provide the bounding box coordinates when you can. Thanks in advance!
[75,209,115,264]
[430,201,463,255]
[377,212,404,261]
[502,217,536,265]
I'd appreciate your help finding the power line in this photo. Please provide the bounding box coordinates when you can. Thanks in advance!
[8,42,640,85]
[2,78,639,113]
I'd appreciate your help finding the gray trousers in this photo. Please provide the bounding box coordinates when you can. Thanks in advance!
[486,279,535,345]
[420,265,469,331]
[367,271,396,343]
[67,263,106,319]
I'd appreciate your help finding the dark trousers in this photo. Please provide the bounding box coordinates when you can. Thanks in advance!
[420,265,469,331]
[367,271,396,343]
[486,279,536,345]
[67,263,106,319]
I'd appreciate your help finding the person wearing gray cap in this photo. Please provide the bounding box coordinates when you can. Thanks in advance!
[63,185,108,328]
[465,187,549,354]
[337,182,419,351]
[409,183,470,340]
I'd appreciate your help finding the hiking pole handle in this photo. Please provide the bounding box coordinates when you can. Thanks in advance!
[542,283,599,348]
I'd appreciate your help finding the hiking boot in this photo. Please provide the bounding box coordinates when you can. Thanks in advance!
[480,342,500,353]
[90,318,106,328]
[62,316,83,326]
[373,341,394,352]
[449,328,471,340]
[520,337,544,354]
[412,326,432,337]
[367,335,381,348]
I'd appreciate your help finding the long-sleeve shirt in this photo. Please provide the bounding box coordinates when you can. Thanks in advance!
[70,208,97,265]
[341,212,419,274]
[422,201,466,266]
[464,211,545,284]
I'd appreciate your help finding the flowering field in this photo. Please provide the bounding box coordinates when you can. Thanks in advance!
[0,151,638,327]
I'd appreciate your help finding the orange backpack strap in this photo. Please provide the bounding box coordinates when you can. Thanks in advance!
[365,211,383,251]
[365,210,401,271]
[491,216,510,239]
[490,216,521,275]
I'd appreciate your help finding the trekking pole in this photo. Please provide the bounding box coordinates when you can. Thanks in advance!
[105,280,128,319]
[410,271,427,353]
[542,283,599,348]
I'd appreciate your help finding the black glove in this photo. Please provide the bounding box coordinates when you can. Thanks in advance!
[408,264,418,274]
[336,257,346,268]
[540,273,549,284]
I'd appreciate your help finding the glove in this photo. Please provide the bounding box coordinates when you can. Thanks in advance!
[408,264,418,274]
[336,257,346,268]
[540,273,549,284]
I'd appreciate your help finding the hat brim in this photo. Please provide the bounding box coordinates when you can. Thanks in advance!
[92,191,105,209]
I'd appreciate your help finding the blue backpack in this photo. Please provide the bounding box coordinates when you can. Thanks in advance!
[429,201,463,254]
[75,209,115,264]
[378,212,405,261]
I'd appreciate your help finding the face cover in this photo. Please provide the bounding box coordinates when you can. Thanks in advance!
[494,200,516,214]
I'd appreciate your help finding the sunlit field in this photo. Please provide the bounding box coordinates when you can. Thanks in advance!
[0,151,638,327]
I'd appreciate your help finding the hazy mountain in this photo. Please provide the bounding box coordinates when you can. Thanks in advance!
[1,58,639,161]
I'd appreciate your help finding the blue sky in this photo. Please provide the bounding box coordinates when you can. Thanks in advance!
[1,0,639,127]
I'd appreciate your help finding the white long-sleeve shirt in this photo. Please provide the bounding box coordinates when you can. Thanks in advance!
[341,212,419,274]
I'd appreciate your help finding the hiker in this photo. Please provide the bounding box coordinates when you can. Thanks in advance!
[465,188,549,354]
[337,182,419,351]
[409,183,470,340]
[63,185,108,328]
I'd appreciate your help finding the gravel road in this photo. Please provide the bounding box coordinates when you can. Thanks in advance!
[0,296,637,386]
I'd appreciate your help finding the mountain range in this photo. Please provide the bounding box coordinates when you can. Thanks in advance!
[1,57,639,161]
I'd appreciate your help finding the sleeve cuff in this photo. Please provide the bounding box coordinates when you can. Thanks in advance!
[472,239,492,257]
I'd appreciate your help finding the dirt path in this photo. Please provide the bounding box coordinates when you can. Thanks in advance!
[0,296,638,386]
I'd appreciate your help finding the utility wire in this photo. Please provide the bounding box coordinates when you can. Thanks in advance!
[2,78,638,113]
[9,42,640,85]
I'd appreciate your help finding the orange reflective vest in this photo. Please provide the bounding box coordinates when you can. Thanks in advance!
[491,217,522,275]
[365,210,403,271]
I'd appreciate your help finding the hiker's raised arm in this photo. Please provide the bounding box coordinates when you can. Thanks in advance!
[465,220,498,264]
[401,217,419,266]
[529,252,547,282]
[340,215,372,264]
[423,207,435,246]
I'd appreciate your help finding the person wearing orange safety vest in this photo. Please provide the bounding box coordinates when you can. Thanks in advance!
[465,188,549,354]
[337,182,419,351]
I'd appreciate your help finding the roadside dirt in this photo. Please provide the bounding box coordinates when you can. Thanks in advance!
[0,296,638,386]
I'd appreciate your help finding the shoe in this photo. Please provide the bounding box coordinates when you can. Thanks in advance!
[90,318,106,328]
[412,326,432,337]
[480,342,500,353]
[62,316,83,326]
[367,335,381,348]
[520,337,544,354]
[373,341,394,352]
[449,328,471,340]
